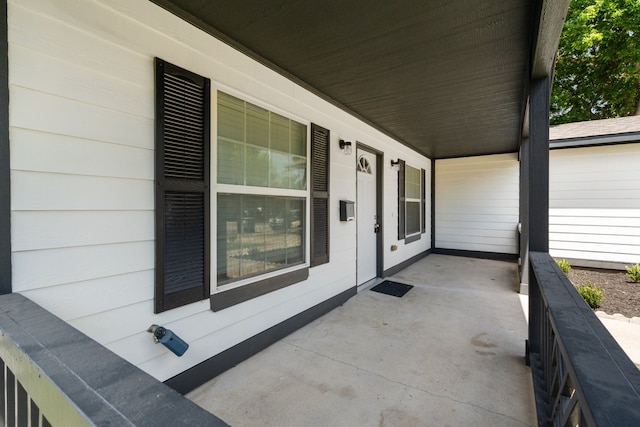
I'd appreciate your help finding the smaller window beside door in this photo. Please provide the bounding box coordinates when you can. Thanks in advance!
[397,160,426,243]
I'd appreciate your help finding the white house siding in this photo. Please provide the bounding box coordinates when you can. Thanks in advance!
[435,154,519,254]
[549,144,640,267]
[8,0,431,381]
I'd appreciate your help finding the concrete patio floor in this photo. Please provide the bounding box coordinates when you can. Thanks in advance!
[187,255,536,426]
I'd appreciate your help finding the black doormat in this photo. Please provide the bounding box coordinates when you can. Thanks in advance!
[370,280,413,298]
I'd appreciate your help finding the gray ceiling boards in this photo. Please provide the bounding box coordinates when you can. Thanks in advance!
[152,0,543,159]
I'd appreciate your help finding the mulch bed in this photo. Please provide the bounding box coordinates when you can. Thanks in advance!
[568,267,640,319]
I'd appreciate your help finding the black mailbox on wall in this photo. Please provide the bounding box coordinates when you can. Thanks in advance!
[339,200,355,221]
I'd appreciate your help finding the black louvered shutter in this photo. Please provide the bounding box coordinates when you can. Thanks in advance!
[155,58,210,313]
[397,159,406,240]
[421,168,426,233]
[311,124,330,266]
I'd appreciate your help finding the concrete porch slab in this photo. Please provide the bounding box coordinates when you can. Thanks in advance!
[187,255,536,426]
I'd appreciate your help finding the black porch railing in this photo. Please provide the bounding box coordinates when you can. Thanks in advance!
[528,251,640,426]
[0,293,228,426]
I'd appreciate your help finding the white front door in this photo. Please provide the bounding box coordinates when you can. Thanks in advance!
[356,148,378,285]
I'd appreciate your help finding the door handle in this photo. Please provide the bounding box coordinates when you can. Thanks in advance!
[374,223,380,233]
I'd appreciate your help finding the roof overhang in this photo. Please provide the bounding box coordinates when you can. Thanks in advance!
[550,116,640,149]
[151,0,568,159]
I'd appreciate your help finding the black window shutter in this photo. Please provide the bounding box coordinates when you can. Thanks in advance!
[311,124,330,267]
[155,58,210,313]
[397,159,406,240]
[421,168,426,233]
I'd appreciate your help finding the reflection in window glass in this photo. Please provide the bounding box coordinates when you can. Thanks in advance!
[246,147,269,187]
[269,152,289,188]
[217,92,307,190]
[290,155,306,190]
[218,139,244,185]
[217,194,305,284]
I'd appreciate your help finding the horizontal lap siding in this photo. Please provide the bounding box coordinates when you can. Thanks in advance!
[550,144,640,265]
[435,154,519,254]
[9,0,431,381]
[9,0,156,346]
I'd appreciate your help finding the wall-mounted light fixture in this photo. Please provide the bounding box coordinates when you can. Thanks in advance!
[339,139,352,155]
[390,159,400,171]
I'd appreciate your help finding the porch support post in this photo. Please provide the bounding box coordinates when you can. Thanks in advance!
[518,137,530,294]
[527,76,550,356]
[0,0,10,295]
[430,159,435,251]
[528,77,549,253]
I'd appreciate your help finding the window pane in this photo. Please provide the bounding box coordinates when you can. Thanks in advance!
[290,155,307,190]
[270,113,290,153]
[265,197,287,269]
[217,139,244,185]
[217,91,307,190]
[246,147,269,187]
[270,151,289,188]
[247,103,269,148]
[240,195,266,277]
[291,122,307,156]
[218,93,244,141]
[286,198,304,264]
[217,194,241,281]
[406,201,421,235]
[218,194,305,284]
[406,166,421,199]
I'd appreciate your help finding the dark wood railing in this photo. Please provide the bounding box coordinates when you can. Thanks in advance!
[528,251,640,426]
[0,293,228,426]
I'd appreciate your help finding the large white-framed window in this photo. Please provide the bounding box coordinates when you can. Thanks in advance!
[155,65,330,313]
[215,92,308,286]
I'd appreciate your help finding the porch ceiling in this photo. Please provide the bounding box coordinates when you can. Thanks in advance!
[152,0,540,159]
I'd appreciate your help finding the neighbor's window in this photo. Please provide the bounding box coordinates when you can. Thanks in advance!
[216,92,307,284]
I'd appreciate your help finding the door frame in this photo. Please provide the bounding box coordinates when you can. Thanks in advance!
[356,142,384,280]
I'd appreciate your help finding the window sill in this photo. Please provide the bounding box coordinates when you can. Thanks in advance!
[405,234,421,244]
[210,267,309,312]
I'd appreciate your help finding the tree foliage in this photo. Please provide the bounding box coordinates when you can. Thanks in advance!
[551,0,640,125]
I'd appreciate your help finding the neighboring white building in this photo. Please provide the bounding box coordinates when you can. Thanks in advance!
[431,116,640,281]
[549,116,640,269]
